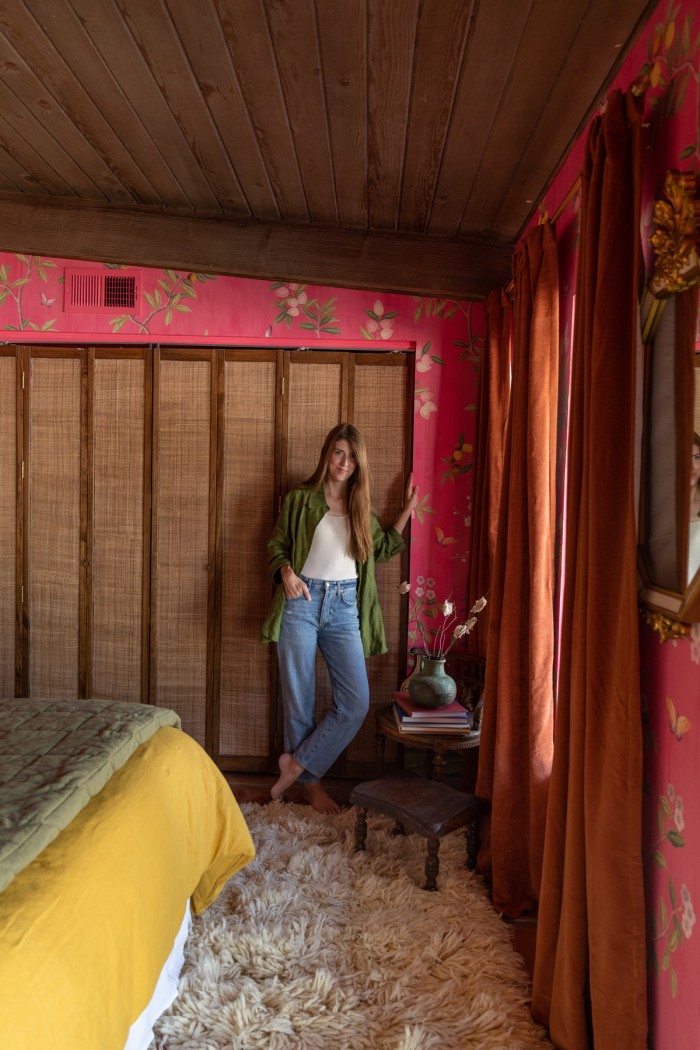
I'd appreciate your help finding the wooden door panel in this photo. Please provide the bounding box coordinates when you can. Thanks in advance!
[90,352,149,702]
[28,352,82,697]
[349,354,411,771]
[218,352,278,764]
[151,353,214,745]
[0,352,17,696]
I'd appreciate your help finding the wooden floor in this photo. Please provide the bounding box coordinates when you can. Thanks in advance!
[224,771,537,981]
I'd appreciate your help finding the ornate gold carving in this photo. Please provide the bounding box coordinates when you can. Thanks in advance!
[649,171,700,297]
[641,607,690,643]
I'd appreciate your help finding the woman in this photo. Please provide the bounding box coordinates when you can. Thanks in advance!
[688,432,700,582]
[262,423,418,813]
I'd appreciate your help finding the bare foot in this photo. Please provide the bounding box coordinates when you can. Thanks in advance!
[270,753,304,800]
[303,782,341,815]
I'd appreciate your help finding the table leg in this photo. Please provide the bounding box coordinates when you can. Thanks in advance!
[466,819,480,869]
[375,732,386,777]
[354,806,368,852]
[424,837,440,891]
[431,751,446,782]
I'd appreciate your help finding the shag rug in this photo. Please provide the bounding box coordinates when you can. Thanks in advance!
[153,801,552,1049]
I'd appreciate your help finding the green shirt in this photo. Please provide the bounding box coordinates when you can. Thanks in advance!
[261,486,406,657]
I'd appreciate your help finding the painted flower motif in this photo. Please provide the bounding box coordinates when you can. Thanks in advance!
[416,355,432,372]
[415,586,425,598]
[398,580,411,594]
[674,797,685,832]
[416,575,425,586]
[275,282,302,299]
[425,589,436,601]
[365,317,394,339]
[415,387,437,419]
[470,597,487,614]
[667,783,675,802]
[360,298,398,340]
[440,600,454,616]
[681,886,696,939]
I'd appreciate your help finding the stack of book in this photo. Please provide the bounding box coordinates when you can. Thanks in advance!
[392,691,472,734]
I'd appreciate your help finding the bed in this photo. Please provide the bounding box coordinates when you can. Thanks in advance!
[0,698,255,1049]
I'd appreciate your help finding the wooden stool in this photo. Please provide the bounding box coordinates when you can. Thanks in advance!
[349,770,491,891]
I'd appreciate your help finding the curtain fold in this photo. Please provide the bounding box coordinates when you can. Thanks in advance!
[467,289,512,657]
[531,90,647,1049]
[476,223,558,916]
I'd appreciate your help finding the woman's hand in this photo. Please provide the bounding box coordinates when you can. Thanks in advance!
[403,471,420,515]
[392,472,420,534]
[281,565,311,600]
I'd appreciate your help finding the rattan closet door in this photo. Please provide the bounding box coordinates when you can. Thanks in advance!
[350,353,411,773]
[150,350,217,747]
[217,351,279,765]
[0,351,17,696]
[89,351,150,703]
[27,351,82,698]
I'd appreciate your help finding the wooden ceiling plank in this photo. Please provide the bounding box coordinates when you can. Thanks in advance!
[0,194,512,299]
[213,0,309,221]
[165,0,281,221]
[315,0,368,229]
[398,0,473,234]
[367,0,420,230]
[115,0,248,214]
[51,0,207,208]
[492,0,660,240]
[0,150,47,195]
[0,70,118,200]
[1,1,167,204]
[426,0,529,236]
[0,100,78,198]
[457,0,619,237]
[265,0,337,224]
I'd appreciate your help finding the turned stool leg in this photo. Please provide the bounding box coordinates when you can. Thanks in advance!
[424,836,440,891]
[354,806,368,852]
[466,818,480,870]
[375,733,386,777]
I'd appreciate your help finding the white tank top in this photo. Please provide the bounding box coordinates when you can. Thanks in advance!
[301,513,358,580]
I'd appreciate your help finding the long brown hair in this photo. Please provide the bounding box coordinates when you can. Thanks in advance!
[305,423,373,562]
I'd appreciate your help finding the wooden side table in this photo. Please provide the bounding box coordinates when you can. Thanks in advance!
[374,704,481,784]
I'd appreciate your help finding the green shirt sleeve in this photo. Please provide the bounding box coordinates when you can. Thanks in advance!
[371,513,406,563]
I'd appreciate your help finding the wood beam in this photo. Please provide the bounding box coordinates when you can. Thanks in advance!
[0,194,511,300]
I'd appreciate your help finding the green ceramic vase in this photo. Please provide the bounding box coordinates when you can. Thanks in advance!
[407,656,457,708]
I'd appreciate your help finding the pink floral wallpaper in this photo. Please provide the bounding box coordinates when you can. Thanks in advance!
[539,1,700,1045]
[0,253,484,646]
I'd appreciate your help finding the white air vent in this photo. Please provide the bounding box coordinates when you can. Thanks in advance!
[64,268,139,313]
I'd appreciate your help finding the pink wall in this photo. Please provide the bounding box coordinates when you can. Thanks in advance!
[0,255,485,655]
[540,1,700,1045]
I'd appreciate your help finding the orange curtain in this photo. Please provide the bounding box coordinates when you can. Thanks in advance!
[467,289,512,657]
[531,90,647,1049]
[476,223,558,916]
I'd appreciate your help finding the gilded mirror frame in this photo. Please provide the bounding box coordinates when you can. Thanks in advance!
[638,170,700,641]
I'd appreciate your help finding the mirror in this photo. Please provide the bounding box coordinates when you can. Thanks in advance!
[638,171,700,639]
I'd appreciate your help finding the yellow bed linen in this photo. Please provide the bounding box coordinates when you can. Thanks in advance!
[0,726,255,1050]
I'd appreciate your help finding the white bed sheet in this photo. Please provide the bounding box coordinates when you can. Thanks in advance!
[125,900,191,1050]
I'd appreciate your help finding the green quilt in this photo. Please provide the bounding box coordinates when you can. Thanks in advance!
[0,698,181,893]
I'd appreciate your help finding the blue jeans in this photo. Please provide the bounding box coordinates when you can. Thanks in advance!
[277,575,369,783]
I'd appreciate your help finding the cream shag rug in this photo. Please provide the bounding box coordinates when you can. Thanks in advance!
[153,801,552,1050]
